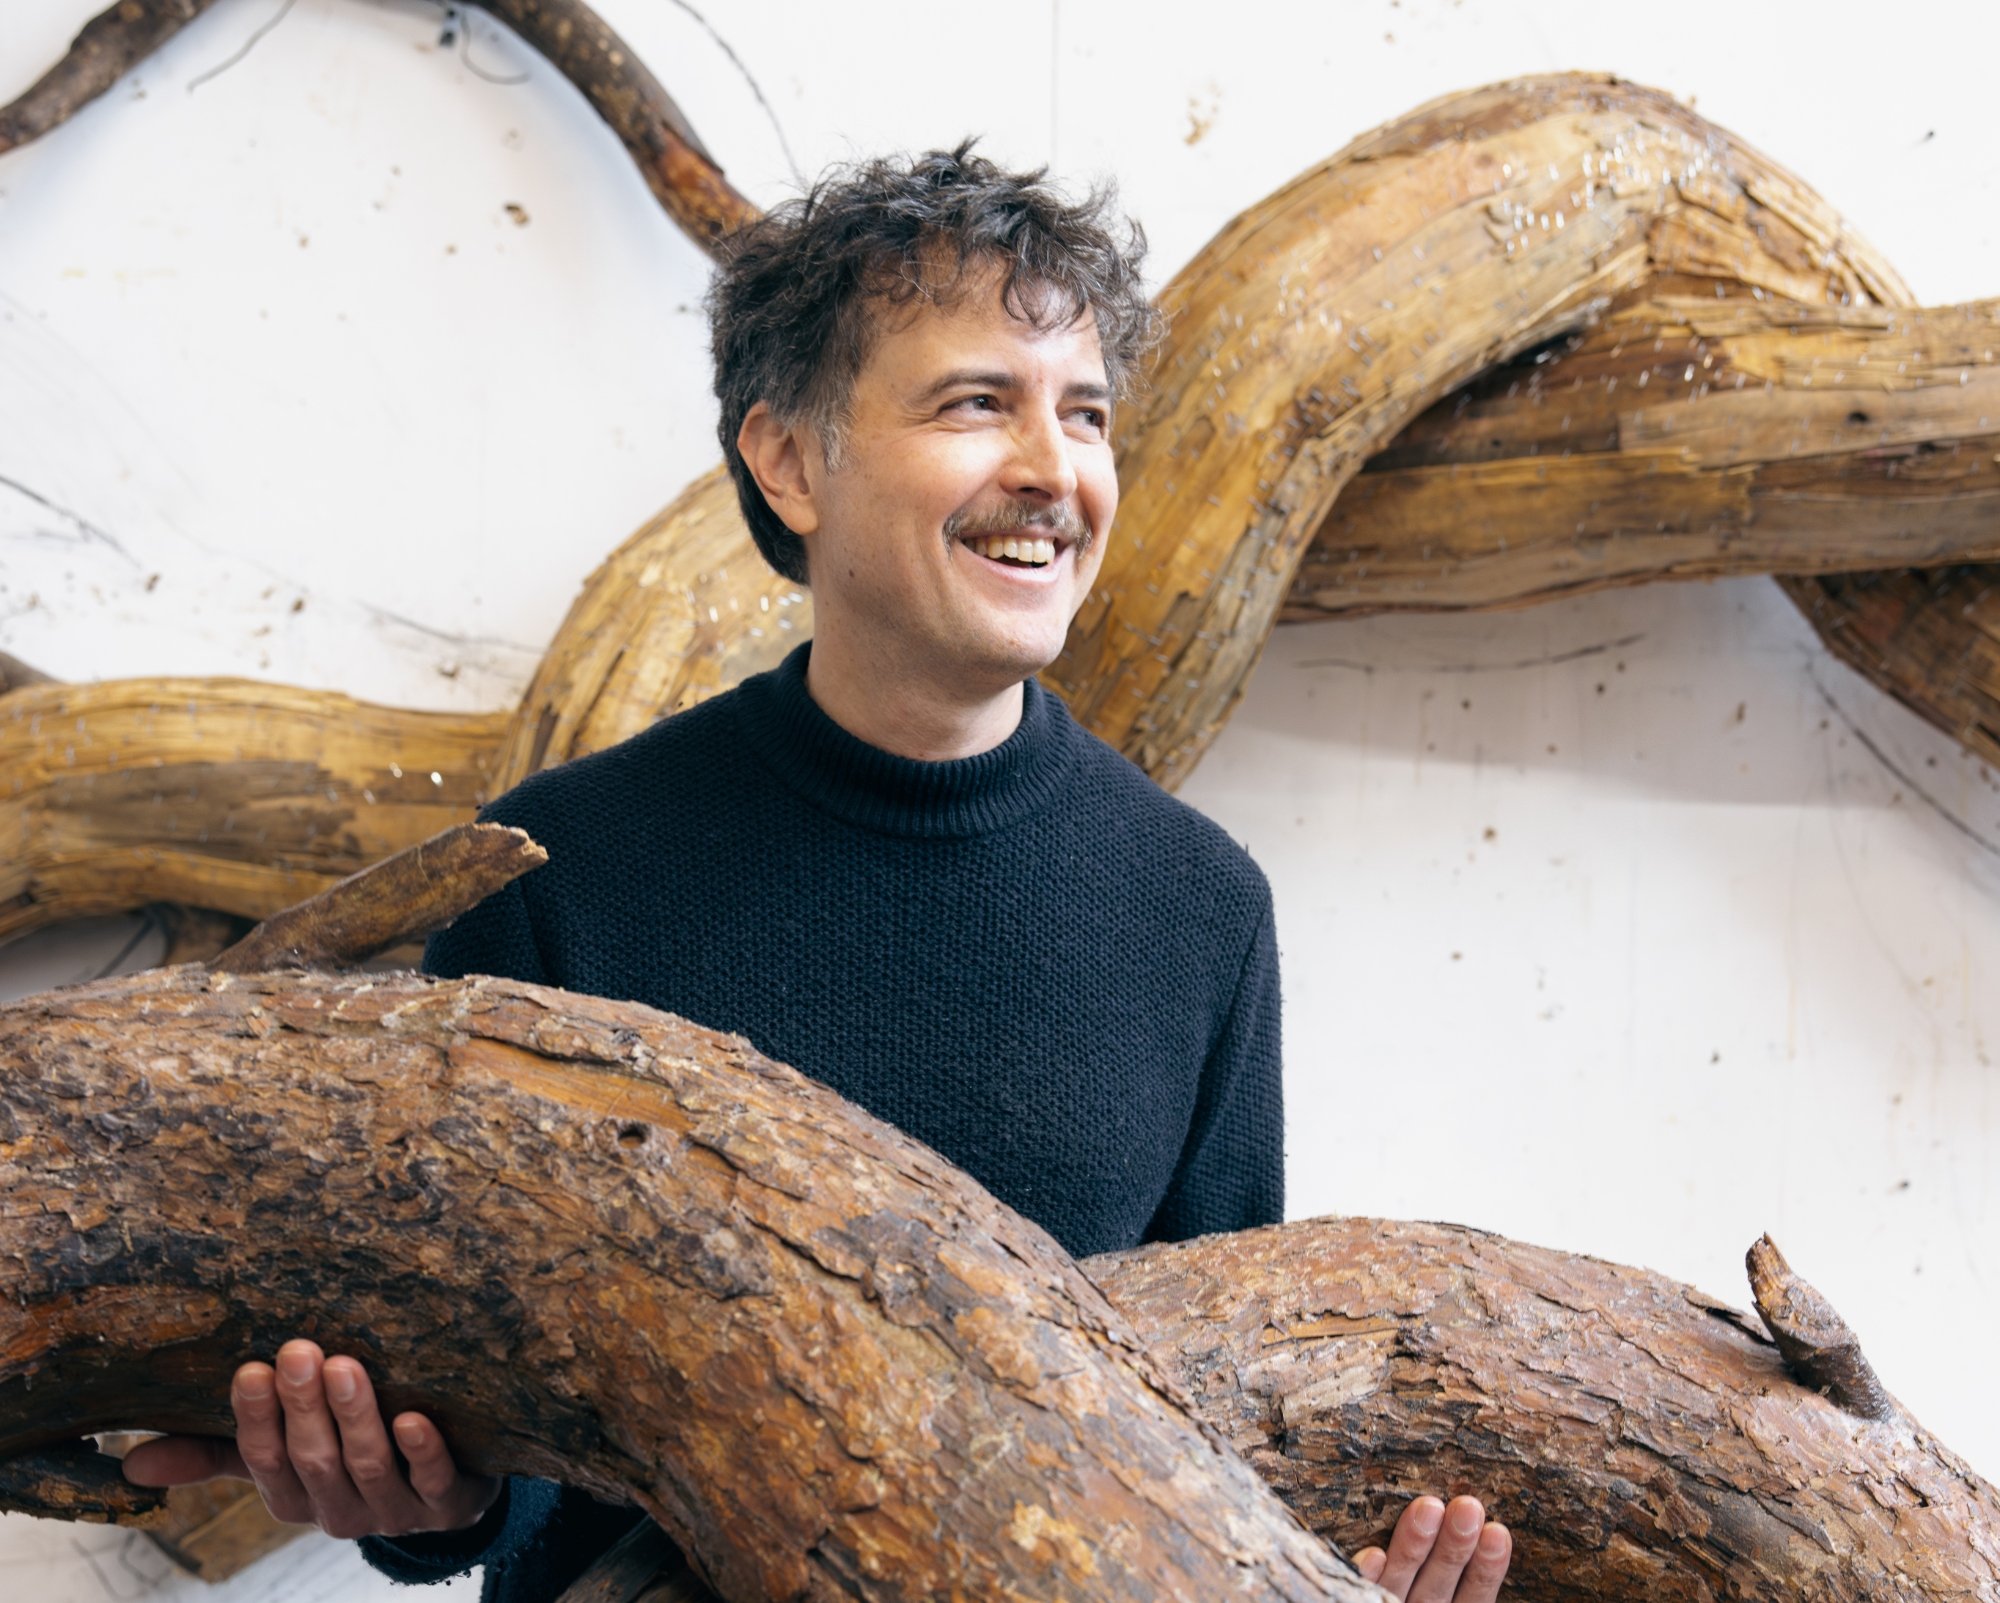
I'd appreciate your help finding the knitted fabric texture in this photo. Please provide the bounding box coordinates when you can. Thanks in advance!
[363,640,1284,1600]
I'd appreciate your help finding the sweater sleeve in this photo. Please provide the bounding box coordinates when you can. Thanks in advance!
[359,1481,646,1600]
[1142,888,1287,1243]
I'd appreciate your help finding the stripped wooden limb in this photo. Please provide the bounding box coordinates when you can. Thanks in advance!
[0,0,220,157]
[0,674,509,945]
[1047,74,1909,786]
[1287,295,2000,617]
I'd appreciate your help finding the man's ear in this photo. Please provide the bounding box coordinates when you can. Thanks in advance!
[736,402,821,537]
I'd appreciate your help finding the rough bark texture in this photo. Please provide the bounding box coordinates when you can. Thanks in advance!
[1094,1220,2000,1602]
[465,0,759,253]
[0,965,1362,1603]
[0,1439,165,1523]
[1,964,1995,1599]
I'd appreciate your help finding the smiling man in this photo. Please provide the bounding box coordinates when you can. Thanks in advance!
[125,145,1509,1603]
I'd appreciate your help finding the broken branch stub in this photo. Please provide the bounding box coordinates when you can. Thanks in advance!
[210,821,545,973]
[1746,1232,1896,1421]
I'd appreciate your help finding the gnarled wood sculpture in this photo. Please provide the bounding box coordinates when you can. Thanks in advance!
[5,7,1999,1595]
[3,2,2000,948]
[2,835,1996,1600]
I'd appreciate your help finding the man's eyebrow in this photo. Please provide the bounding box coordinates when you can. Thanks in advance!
[912,370,1114,406]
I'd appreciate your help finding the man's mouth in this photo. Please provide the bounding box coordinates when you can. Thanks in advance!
[964,534,1059,568]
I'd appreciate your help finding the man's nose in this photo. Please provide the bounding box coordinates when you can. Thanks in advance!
[999,406,1079,503]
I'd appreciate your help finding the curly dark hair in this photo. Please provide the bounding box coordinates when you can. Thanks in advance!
[707,141,1162,585]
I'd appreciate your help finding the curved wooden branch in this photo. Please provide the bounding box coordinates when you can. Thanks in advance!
[1288,295,2000,617]
[0,964,1362,1603]
[0,0,220,157]
[0,0,757,255]
[1,954,1993,1598]
[1096,1219,2000,1602]
[465,0,758,252]
[1779,565,2000,769]
[1047,74,1908,786]
[0,675,508,944]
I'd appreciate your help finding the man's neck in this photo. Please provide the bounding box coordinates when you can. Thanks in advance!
[804,634,1024,762]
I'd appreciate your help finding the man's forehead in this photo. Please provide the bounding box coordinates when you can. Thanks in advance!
[865,276,1106,384]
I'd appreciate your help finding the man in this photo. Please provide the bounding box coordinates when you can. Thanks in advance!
[125,145,1511,1602]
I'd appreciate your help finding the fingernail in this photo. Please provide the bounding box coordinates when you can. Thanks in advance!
[278,1349,315,1385]
[394,1418,423,1448]
[1412,1499,1443,1537]
[325,1367,357,1405]
[1449,1500,1483,1537]
[235,1369,271,1402]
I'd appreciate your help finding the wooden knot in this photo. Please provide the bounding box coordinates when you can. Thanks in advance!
[1745,1233,1896,1421]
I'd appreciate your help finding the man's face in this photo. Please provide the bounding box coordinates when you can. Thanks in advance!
[798,275,1118,697]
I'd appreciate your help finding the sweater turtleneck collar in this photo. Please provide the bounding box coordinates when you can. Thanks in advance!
[730,642,1077,839]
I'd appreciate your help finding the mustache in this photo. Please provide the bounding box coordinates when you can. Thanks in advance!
[943,501,1093,552]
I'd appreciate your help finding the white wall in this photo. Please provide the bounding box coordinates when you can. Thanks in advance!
[2,1,1996,1594]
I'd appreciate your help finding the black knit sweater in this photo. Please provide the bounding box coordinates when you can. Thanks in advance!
[362,641,1284,1600]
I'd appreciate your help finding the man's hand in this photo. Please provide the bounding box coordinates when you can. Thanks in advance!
[121,1339,500,1541]
[1353,1495,1511,1601]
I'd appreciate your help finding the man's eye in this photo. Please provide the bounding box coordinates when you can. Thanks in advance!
[1074,408,1108,432]
[949,394,999,413]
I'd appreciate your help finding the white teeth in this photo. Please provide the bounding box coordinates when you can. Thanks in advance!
[969,534,1057,566]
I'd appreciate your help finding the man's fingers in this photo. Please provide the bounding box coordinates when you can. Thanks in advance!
[1373,1496,1444,1598]
[394,1412,500,1529]
[1407,1496,1487,1603]
[1453,1523,1512,1603]
[1350,1546,1388,1585]
[322,1358,427,1531]
[120,1434,247,1488]
[230,1360,312,1524]
[270,1341,372,1537]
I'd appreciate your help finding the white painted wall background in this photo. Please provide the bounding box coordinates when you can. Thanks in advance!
[2,0,1996,1595]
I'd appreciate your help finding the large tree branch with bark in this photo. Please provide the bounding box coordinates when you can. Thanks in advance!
[0,838,1994,1600]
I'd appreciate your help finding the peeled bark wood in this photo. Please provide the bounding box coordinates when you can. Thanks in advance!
[1288,294,2000,618]
[1046,74,1907,787]
[0,965,1361,1603]
[0,674,509,944]
[2,963,1996,1599]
